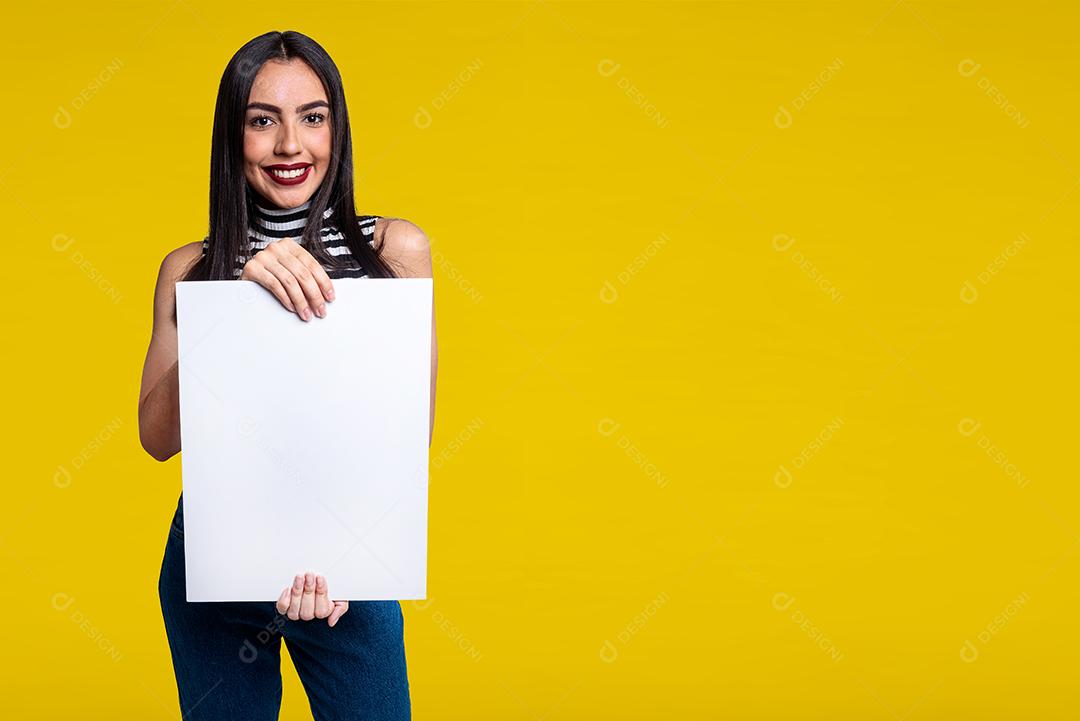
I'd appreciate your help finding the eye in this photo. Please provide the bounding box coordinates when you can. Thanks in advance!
[249,114,274,129]
[304,112,326,126]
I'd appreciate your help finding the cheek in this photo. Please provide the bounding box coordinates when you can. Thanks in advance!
[313,129,333,166]
[243,132,269,166]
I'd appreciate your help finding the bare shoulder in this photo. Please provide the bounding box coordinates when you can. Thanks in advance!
[153,241,202,308]
[159,240,203,282]
[375,217,430,253]
[374,217,432,278]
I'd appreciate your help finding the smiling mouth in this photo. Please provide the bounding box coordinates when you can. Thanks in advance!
[263,163,313,185]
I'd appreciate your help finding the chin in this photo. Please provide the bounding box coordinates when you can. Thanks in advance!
[271,188,305,201]
[253,186,307,209]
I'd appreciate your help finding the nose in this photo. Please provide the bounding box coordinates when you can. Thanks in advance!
[275,119,303,157]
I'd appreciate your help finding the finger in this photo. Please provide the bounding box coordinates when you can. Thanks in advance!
[244,263,294,313]
[314,575,332,619]
[328,600,349,628]
[263,260,312,321]
[275,585,291,615]
[288,244,336,303]
[287,574,304,620]
[277,252,327,318]
[299,572,316,620]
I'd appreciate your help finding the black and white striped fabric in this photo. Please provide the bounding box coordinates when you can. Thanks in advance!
[201,197,380,279]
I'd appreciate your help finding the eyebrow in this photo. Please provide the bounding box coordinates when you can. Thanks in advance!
[246,100,329,114]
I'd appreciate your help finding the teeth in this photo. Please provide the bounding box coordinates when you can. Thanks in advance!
[270,167,309,179]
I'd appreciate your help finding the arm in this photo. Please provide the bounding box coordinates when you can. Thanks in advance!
[378,219,438,445]
[138,242,203,461]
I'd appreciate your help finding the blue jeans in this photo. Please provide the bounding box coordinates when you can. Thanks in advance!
[158,494,412,720]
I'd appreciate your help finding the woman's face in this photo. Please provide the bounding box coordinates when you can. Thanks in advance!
[243,59,332,209]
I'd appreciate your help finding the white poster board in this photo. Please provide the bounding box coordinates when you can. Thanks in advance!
[175,278,431,602]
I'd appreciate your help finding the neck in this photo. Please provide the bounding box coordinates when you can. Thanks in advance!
[248,193,334,239]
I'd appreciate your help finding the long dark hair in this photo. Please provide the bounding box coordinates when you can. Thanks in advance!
[183,30,397,281]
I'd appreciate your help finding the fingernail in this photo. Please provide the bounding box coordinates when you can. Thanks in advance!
[316,305,326,318]
[326,288,335,301]
[301,308,311,321]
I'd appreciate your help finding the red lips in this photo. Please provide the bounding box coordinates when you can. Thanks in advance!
[263,163,313,186]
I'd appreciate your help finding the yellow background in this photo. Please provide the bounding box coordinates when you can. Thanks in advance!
[3,1,1077,718]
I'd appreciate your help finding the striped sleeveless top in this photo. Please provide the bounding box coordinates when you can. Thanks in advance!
[200,197,381,279]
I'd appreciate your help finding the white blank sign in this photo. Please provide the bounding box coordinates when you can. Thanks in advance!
[175,278,431,602]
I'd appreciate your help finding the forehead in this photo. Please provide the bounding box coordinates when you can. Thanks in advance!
[247,59,327,106]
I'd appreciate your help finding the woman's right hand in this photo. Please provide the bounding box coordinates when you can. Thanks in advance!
[240,237,335,321]
[276,572,350,627]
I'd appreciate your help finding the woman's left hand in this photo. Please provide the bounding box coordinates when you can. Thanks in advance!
[276,572,350,627]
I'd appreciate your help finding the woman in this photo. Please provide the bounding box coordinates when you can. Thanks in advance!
[137,30,436,720]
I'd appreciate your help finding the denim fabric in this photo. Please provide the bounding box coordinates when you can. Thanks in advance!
[158,494,411,720]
